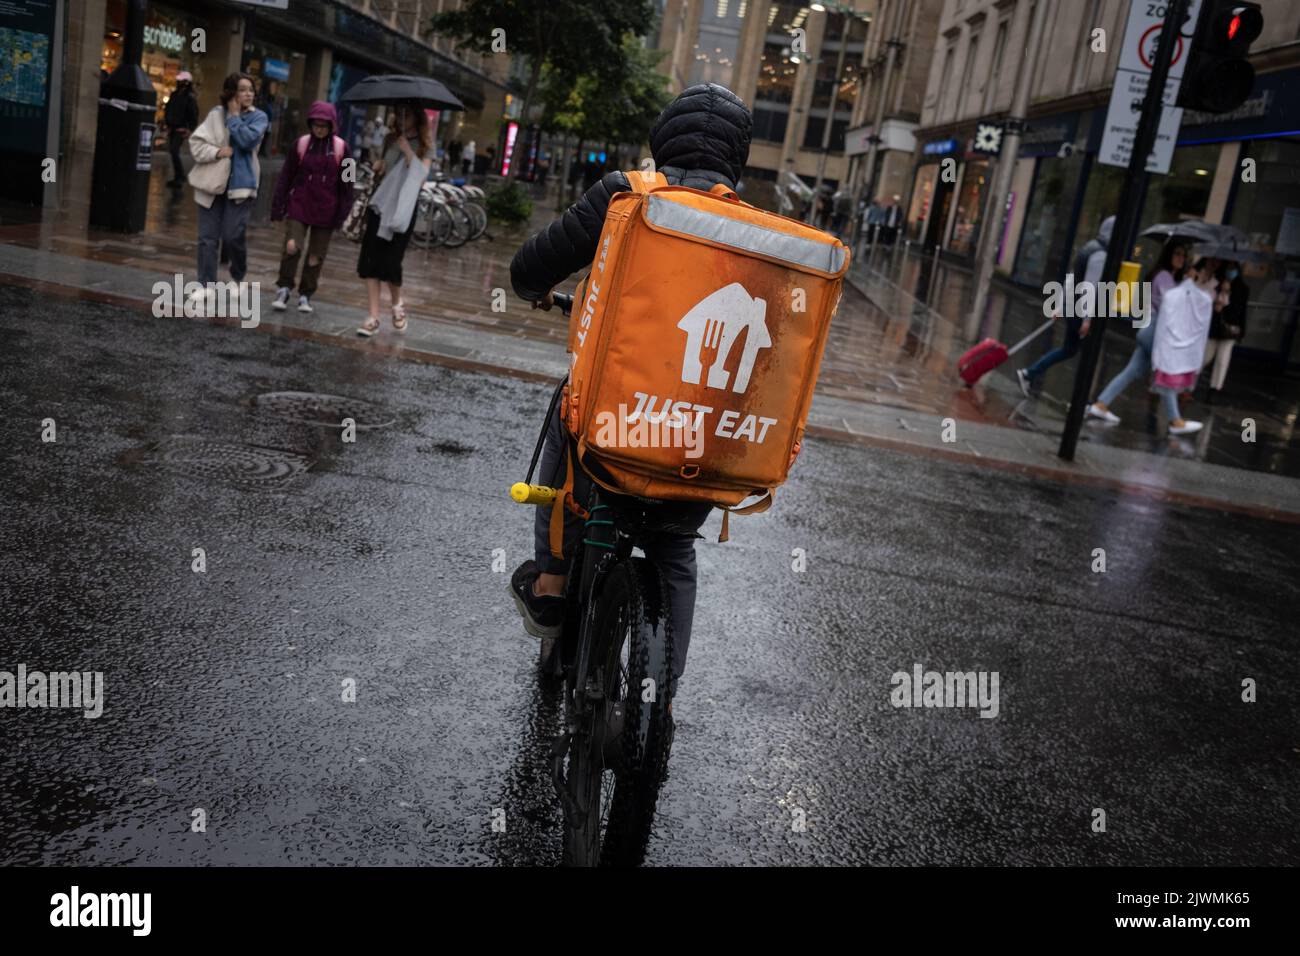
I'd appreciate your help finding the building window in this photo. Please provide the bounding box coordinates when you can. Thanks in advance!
[690,0,747,87]
[752,106,790,143]
[958,31,980,121]
[938,44,955,121]
[983,20,1008,113]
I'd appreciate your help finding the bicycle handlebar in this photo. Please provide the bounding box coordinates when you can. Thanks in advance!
[511,482,558,505]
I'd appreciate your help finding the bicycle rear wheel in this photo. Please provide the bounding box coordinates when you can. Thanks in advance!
[562,558,674,867]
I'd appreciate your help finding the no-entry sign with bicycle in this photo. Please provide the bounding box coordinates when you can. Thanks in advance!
[1099,0,1203,173]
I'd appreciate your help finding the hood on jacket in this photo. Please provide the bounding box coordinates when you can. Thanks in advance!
[1096,214,1115,247]
[649,83,752,188]
[307,100,337,132]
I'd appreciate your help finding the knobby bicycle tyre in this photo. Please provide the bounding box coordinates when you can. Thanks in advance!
[562,558,674,867]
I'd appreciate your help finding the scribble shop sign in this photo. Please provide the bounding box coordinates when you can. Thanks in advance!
[142,22,185,53]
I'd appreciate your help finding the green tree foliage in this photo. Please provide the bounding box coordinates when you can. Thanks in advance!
[426,0,652,178]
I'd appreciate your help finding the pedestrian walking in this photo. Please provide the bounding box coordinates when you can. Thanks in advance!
[461,139,476,177]
[882,195,903,246]
[1017,215,1113,396]
[1151,257,1220,436]
[865,199,886,243]
[269,101,353,315]
[355,105,433,337]
[162,72,198,187]
[187,72,268,303]
[1087,240,1187,424]
[1201,261,1248,401]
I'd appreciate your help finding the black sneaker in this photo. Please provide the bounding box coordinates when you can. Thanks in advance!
[509,560,563,639]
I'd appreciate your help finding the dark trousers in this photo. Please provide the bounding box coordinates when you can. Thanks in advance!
[1025,317,1084,381]
[276,219,334,297]
[532,401,711,696]
[167,132,186,183]
[197,194,252,283]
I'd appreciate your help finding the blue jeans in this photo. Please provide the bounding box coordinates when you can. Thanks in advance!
[1152,384,1184,421]
[1096,320,1157,406]
[197,194,252,283]
[1024,317,1083,382]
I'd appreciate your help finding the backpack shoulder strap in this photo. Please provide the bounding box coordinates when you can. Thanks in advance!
[332,135,346,166]
[624,168,667,195]
[295,134,309,162]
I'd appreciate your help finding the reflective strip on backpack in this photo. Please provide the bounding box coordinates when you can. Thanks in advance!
[646,194,847,274]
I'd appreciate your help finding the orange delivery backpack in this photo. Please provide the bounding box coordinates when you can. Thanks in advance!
[552,169,850,550]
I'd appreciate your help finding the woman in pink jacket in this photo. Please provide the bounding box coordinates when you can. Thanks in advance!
[270,101,354,314]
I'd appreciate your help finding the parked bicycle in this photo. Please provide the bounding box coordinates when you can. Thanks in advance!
[342,163,489,248]
[510,290,677,867]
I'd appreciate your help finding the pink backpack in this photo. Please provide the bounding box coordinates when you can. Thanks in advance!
[296,133,346,168]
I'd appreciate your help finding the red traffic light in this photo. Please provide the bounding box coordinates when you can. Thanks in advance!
[1214,4,1262,51]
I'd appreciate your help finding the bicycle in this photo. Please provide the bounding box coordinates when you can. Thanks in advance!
[510,291,677,867]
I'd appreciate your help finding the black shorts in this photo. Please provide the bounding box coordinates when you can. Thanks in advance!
[356,208,414,285]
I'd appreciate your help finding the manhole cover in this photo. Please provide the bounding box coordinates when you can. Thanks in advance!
[251,391,396,429]
[135,437,312,484]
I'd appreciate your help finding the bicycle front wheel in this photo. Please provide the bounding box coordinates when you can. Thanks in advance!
[562,558,674,867]
[441,206,473,248]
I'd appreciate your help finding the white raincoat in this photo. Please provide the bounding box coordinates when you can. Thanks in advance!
[1152,277,1213,377]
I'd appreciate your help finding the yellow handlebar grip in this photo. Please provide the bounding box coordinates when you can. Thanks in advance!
[510,482,558,505]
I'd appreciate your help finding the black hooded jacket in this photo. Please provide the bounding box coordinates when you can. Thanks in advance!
[510,83,753,302]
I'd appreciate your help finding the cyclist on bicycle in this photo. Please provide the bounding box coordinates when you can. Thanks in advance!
[508,83,754,702]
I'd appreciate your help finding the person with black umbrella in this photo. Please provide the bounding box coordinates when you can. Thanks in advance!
[355,105,433,336]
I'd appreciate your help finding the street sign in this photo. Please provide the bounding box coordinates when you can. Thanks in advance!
[1099,0,1202,173]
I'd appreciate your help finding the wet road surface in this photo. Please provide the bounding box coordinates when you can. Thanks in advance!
[1,283,1297,865]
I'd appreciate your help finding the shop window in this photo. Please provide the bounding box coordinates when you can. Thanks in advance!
[1012,150,1086,287]
[948,159,989,257]
[1228,137,1300,362]
[908,165,938,242]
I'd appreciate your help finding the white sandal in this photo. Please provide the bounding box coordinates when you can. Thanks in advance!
[356,315,381,337]
[391,301,408,334]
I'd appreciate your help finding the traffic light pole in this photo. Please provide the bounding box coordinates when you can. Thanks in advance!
[1057,0,1188,461]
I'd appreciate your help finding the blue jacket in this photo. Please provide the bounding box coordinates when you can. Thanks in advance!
[226,108,269,197]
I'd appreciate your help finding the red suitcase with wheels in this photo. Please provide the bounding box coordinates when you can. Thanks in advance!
[957,319,1054,386]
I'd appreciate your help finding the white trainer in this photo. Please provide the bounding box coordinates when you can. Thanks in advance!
[1169,420,1203,436]
[297,295,313,313]
[1086,404,1121,424]
[272,286,290,311]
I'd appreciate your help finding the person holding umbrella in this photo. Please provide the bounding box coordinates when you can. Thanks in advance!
[1087,240,1187,424]
[354,104,433,335]
[1151,256,1220,436]
[341,76,464,337]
